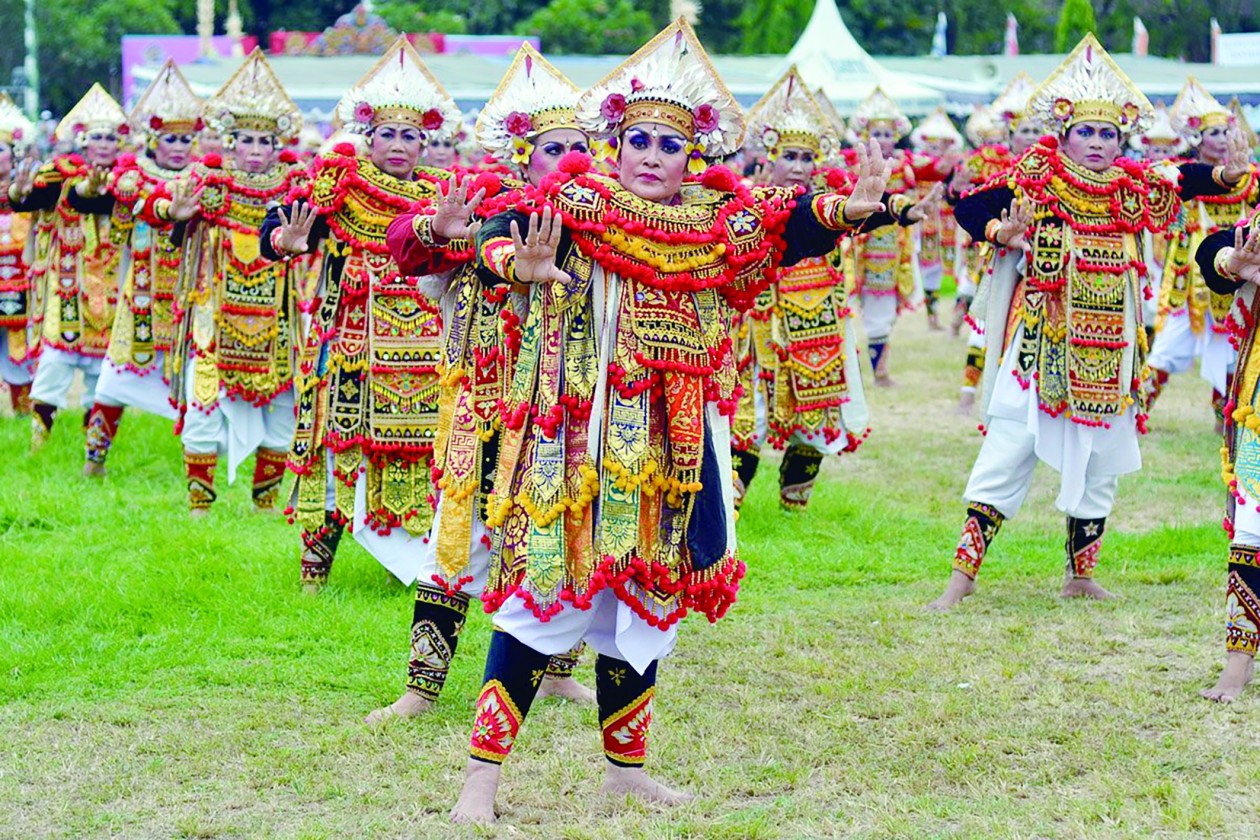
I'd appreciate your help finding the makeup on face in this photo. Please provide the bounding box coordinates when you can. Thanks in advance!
[371,123,424,177]
[617,124,688,203]
[1063,121,1121,172]
[525,128,589,186]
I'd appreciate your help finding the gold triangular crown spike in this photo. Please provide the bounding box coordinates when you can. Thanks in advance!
[910,107,962,149]
[1229,96,1258,150]
[55,83,128,143]
[1027,34,1152,136]
[0,93,35,151]
[814,87,847,138]
[207,48,302,142]
[577,17,745,157]
[1169,76,1230,140]
[335,35,461,140]
[745,65,836,161]
[476,44,581,161]
[850,86,911,139]
[1130,102,1189,155]
[964,104,1005,147]
[130,59,204,138]
[991,72,1036,126]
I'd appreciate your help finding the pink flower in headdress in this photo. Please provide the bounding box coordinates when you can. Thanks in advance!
[1187,116,1202,130]
[422,109,444,131]
[630,77,645,93]
[12,128,22,141]
[694,104,719,134]
[601,93,626,124]
[504,111,533,137]
[149,115,164,131]
[354,101,375,124]
[117,124,130,136]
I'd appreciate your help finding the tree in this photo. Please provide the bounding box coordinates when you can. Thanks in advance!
[374,2,468,35]
[1054,0,1097,52]
[515,0,655,54]
[737,0,813,54]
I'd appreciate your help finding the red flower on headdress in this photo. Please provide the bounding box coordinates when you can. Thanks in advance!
[422,109,444,131]
[694,104,719,134]
[601,93,626,124]
[149,115,164,131]
[118,124,130,136]
[354,101,375,124]
[12,128,22,141]
[194,116,205,132]
[504,111,533,137]
[630,77,645,93]
[1187,116,1202,130]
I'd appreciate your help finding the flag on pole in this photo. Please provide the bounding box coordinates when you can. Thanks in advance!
[1132,17,1148,57]
[1211,18,1222,65]
[1004,13,1019,57]
[931,12,948,57]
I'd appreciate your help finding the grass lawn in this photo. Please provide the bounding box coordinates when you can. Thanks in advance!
[2,309,1256,839]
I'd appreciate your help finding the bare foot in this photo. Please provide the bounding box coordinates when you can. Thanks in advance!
[601,765,695,806]
[928,313,944,331]
[82,462,106,478]
[926,570,975,611]
[365,691,434,724]
[874,375,896,388]
[1201,652,1255,703]
[1060,577,1117,600]
[1215,418,1226,437]
[537,675,596,704]
[450,760,501,825]
[189,507,210,520]
[957,391,976,416]
[301,580,324,596]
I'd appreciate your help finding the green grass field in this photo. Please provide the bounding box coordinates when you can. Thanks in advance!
[2,310,1256,839]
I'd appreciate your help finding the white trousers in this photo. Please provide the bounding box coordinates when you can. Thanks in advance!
[860,291,898,344]
[964,415,1119,520]
[94,353,178,419]
[0,332,34,385]
[28,347,102,408]
[181,382,296,484]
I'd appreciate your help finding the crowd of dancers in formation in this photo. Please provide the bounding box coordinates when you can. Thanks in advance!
[3,21,1260,823]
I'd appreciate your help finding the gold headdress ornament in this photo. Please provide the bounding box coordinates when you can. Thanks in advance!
[910,107,962,149]
[335,35,461,140]
[814,88,847,138]
[206,48,302,143]
[55,83,127,144]
[850,86,912,140]
[130,59,204,139]
[964,104,1005,146]
[1027,34,1152,135]
[991,72,1036,128]
[1229,96,1259,150]
[1169,77,1231,145]
[477,44,581,166]
[578,18,744,173]
[745,65,835,161]
[0,93,35,152]
[1130,103,1189,155]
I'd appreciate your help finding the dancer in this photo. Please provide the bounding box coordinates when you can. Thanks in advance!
[448,19,895,824]
[0,94,37,415]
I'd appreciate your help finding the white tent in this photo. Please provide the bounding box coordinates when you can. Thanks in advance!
[780,0,945,115]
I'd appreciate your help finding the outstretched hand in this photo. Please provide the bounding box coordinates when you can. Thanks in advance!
[77,165,111,198]
[11,158,38,199]
[906,182,945,223]
[508,206,568,285]
[844,138,892,222]
[994,196,1034,254]
[1222,128,1254,185]
[167,178,204,222]
[1224,225,1260,286]
[432,178,487,241]
[275,201,317,255]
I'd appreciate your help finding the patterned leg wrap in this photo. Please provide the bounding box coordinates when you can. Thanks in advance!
[84,403,124,466]
[9,383,31,416]
[406,584,471,702]
[963,346,985,390]
[1227,545,1260,656]
[300,514,345,585]
[1146,367,1169,408]
[1213,389,1228,426]
[30,401,56,452]
[953,502,1005,579]
[597,655,658,767]
[1066,516,1106,579]
[469,630,550,765]
[731,448,760,509]
[184,451,218,511]
[779,444,824,511]
[544,641,585,680]
[924,289,939,316]
[251,447,287,510]
[869,341,886,376]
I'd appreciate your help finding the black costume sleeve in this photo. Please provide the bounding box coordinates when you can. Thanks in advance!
[1197,224,1250,295]
[1178,163,1242,201]
[955,185,1016,244]
[65,188,115,215]
[259,201,328,262]
[778,191,900,268]
[9,182,59,213]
